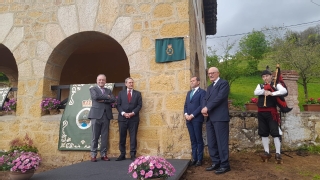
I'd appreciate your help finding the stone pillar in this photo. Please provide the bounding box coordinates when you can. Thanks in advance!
[282,70,299,115]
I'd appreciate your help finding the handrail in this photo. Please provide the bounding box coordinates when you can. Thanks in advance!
[51,83,126,109]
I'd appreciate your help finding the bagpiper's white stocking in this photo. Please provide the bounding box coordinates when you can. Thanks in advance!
[274,137,281,154]
[262,137,269,153]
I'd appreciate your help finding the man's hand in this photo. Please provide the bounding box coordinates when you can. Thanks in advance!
[124,112,134,118]
[201,107,208,117]
[185,115,192,121]
[264,90,272,96]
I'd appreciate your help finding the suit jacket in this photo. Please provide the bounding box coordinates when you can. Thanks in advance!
[88,86,116,120]
[184,88,206,122]
[117,89,142,122]
[202,79,230,121]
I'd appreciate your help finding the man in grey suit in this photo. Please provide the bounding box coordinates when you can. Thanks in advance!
[201,67,231,174]
[88,74,116,162]
[115,77,142,161]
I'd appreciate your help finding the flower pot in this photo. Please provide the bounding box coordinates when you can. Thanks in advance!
[303,104,320,112]
[245,103,258,111]
[9,170,35,180]
[49,109,60,115]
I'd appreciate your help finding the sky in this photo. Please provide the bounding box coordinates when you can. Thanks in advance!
[206,0,320,55]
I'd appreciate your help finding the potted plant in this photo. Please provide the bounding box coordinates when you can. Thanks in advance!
[9,151,41,180]
[128,156,175,180]
[40,98,61,115]
[245,97,258,111]
[0,134,41,180]
[303,97,320,111]
[2,98,17,115]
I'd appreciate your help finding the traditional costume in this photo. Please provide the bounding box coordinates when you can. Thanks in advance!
[254,65,292,164]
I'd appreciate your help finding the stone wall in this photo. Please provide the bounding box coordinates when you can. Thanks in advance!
[0,0,209,168]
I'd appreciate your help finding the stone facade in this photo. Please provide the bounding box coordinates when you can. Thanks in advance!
[0,0,209,167]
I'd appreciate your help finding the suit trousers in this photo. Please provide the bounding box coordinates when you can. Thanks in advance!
[186,120,204,161]
[90,112,110,158]
[118,120,139,156]
[206,120,230,168]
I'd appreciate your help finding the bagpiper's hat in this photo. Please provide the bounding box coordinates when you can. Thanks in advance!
[261,70,272,76]
[261,66,272,76]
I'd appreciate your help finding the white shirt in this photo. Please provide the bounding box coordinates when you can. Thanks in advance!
[254,83,287,96]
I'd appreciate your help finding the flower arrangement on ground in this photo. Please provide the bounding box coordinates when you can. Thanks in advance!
[0,150,21,171]
[305,97,320,104]
[128,156,175,180]
[0,134,40,172]
[40,97,60,111]
[10,151,41,173]
[8,133,38,153]
[2,98,17,112]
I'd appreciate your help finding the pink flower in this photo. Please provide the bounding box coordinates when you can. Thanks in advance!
[140,170,145,175]
[128,156,175,179]
[132,172,137,178]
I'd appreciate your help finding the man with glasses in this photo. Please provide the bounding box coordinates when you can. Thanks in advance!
[201,67,231,174]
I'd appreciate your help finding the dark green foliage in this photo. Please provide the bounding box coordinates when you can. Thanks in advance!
[0,72,9,82]
[297,145,320,154]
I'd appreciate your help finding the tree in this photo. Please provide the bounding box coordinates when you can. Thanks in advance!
[270,26,320,99]
[207,42,244,88]
[239,30,269,73]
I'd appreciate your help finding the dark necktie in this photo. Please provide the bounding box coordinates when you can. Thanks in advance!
[128,89,132,102]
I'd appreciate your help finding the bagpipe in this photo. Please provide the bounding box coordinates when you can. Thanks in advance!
[263,64,292,113]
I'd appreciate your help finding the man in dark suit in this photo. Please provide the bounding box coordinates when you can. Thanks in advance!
[184,76,206,167]
[88,74,116,162]
[116,77,142,161]
[201,67,231,174]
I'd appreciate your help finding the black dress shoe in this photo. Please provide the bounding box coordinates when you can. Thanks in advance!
[215,167,231,174]
[206,164,220,171]
[188,160,197,167]
[195,161,202,166]
[115,155,126,161]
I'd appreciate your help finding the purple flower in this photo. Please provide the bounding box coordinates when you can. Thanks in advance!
[40,98,60,111]
[10,152,41,173]
[128,155,175,179]
[3,98,17,112]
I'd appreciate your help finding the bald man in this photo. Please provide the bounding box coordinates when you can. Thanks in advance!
[201,67,231,174]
